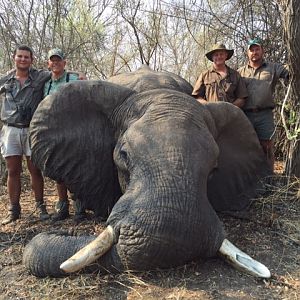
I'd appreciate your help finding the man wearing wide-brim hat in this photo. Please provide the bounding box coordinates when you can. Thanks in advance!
[192,43,248,108]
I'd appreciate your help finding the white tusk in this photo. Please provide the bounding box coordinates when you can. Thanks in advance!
[60,225,115,273]
[219,239,271,278]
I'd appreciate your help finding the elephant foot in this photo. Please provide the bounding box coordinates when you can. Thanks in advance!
[218,239,271,278]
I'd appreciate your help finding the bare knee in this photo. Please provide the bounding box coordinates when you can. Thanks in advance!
[26,157,43,179]
[6,156,22,178]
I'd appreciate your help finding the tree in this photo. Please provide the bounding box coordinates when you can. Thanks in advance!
[277,0,300,177]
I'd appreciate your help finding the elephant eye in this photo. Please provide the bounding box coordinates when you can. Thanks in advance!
[120,149,128,162]
[114,140,130,171]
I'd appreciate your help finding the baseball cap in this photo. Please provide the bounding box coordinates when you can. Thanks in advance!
[48,48,65,60]
[247,38,263,49]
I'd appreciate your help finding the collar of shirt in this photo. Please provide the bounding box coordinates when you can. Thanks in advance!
[8,68,36,83]
[247,59,267,70]
[51,70,67,82]
[210,64,231,73]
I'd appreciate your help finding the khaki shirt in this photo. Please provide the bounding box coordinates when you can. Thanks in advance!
[192,66,248,103]
[238,61,289,110]
[0,68,50,126]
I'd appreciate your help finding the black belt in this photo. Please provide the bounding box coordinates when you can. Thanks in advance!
[244,107,273,113]
[4,123,29,129]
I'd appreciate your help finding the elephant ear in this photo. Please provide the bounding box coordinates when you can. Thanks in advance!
[108,65,193,94]
[30,80,134,217]
[205,102,272,212]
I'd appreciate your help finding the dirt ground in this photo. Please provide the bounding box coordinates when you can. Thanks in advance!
[0,163,299,300]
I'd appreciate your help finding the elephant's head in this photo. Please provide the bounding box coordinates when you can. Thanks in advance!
[23,66,271,278]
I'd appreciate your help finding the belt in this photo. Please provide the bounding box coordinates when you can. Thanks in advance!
[244,107,273,113]
[4,122,29,129]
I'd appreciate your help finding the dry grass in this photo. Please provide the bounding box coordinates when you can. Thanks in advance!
[0,168,299,300]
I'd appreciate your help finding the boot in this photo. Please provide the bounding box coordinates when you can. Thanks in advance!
[52,199,69,221]
[1,204,21,225]
[73,199,87,223]
[36,201,50,221]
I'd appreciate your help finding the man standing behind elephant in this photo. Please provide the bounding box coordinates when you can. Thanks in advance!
[238,38,289,172]
[192,43,248,108]
[44,48,87,222]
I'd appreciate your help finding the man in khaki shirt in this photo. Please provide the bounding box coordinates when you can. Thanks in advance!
[192,43,248,108]
[238,38,289,171]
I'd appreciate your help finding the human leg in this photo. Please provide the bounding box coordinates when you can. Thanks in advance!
[1,155,22,225]
[26,157,49,220]
[1,126,24,224]
[73,198,87,223]
[260,140,274,172]
[52,182,70,221]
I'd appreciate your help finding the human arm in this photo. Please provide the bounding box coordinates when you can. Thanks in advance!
[233,73,248,108]
[277,63,289,85]
[67,71,87,80]
[192,73,207,102]
[232,98,246,108]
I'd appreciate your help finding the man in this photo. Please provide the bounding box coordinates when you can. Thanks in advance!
[238,38,289,172]
[192,43,248,108]
[0,45,50,225]
[44,48,86,222]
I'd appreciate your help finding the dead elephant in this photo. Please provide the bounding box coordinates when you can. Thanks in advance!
[23,66,271,278]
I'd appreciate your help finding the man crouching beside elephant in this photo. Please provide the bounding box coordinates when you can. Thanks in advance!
[23,66,272,279]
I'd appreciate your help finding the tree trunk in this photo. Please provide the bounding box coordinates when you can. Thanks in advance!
[280,0,300,177]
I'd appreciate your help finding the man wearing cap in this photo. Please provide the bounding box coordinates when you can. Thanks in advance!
[192,43,248,108]
[44,48,87,222]
[0,45,51,225]
[238,38,289,172]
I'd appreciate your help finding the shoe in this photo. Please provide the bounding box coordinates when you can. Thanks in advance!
[52,199,69,221]
[36,201,50,221]
[1,205,21,225]
[73,199,86,223]
[73,211,87,223]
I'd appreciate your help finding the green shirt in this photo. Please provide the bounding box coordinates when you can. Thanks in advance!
[44,71,79,97]
[192,66,248,104]
[0,68,50,126]
[238,61,289,110]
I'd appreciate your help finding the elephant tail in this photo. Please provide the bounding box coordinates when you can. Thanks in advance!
[23,232,123,278]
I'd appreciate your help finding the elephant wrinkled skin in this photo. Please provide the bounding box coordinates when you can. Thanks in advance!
[23,66,271,278]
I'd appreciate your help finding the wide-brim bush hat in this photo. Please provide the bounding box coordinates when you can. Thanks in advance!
[205,43,234,61]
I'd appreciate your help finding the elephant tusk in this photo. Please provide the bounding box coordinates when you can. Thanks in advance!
[60,225,115,273]
[218,239,271,278]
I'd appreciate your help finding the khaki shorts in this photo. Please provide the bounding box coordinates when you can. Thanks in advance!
[244,109,275,140]
[0,125,31,157]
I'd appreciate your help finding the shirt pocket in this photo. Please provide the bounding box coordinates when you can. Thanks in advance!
[204,78,218,90]
[259,70,273,82]
[224,81,237,94]
[4,83,15,101]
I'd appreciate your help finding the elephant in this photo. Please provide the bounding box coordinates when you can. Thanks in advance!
[23,65,272,279]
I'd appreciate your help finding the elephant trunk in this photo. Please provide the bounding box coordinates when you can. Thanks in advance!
[23,230,122,278]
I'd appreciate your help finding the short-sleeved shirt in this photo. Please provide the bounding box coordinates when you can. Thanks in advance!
[0,68,50,126]
[192,66,248,103]
[44,71,79,97]
[238,61,289,110]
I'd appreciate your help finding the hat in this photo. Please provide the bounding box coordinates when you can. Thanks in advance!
[48,48,65,60]
[205,43,234,61]
[247,38,263,49]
